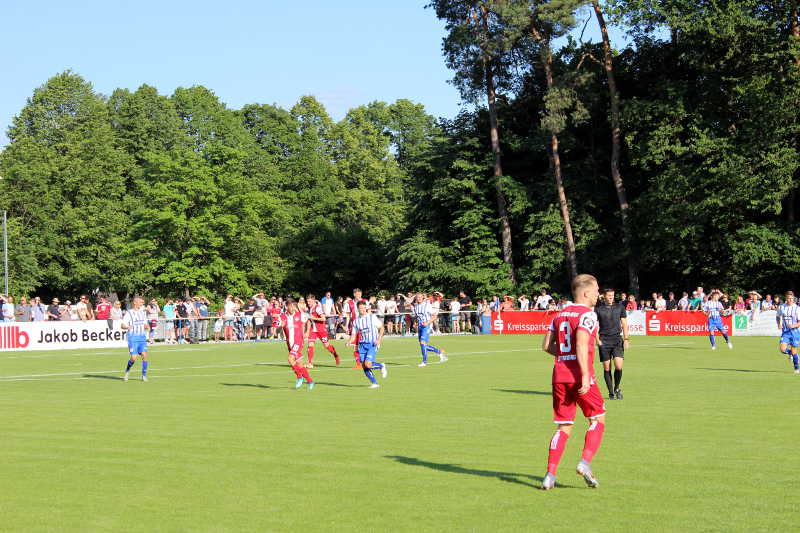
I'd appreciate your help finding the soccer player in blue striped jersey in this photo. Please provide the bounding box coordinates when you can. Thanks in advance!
[776,291,800,373]
[703,291,732,350]
[121,296,150,382]
[349,301,387,388]
[412,293,447,367]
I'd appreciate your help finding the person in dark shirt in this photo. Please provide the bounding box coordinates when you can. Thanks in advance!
[595,288,629,400]
[458,291,472,332]
[47,298,61,321]
[666,292,678,310]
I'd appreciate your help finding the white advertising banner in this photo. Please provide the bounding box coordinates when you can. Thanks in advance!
[0,320,128,351]
[733,310,781,337]
[626,310,646,336]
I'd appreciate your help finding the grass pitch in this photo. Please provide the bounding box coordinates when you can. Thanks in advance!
[0,335,795,532]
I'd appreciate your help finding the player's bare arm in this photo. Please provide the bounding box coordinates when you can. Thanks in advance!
[542,330,559,356]
[377,324,384,348]
[576,328,591,395]
[621,316,629,349]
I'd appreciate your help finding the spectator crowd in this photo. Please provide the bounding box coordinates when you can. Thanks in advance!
[0,285,781,344]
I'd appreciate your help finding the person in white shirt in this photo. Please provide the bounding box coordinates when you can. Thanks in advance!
[654,294,667,311]
[320,291,336,336]
[431,293,442,334]
[3,296,15,322]
[384,296,398,334]
[535,289,553,310]
[449,297,461,333]
[376,294,387,325]
[518,294,530,311]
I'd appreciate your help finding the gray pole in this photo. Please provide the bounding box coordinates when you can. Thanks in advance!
[3,210,8,296]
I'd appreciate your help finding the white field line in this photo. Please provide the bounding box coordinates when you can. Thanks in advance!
[0,348,532,382]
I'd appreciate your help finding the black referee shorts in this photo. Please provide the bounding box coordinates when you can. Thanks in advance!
[599,337,624,362]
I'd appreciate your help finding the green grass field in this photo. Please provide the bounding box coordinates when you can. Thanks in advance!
[0,335,796,532]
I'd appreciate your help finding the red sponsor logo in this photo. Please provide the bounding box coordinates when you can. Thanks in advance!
[491,311,558,334]
[0,325,30,348]
[645,311,732,336]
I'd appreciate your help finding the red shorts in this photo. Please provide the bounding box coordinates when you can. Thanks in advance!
[552,379,605,424]
[308,330,329,343]
[287,342,304,359]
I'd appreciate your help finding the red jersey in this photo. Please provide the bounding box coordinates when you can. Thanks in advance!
[308,302,328,335]
[347,299,369,320]
[549,304,598,384]
[280,312,308,348]
[95,302,111,320]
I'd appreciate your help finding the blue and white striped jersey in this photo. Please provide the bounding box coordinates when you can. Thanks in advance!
[703,300,723,319]
[353,314,382,344]
[123,308,148,337]
[777,303,799,333]
[413,301,435,325]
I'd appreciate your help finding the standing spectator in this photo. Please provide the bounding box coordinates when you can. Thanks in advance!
[321,291,336,336]
[2,296,15,322]
[666,292,678,310]
[162,299,176,344]
[243,298,257,340]
[557,296,570,310]
[677,292,690,310]
[489,295,501,312]
[376,294,387,325]
[253,292,267,309]
[720,293,732,310]
[458,291,472,333]
[748,290,762,324]
[110,300,124,321]
[395,294,407,335]
[176,298,190,343]
[146,298,160,343]
[63,300,76,320]
[518,294,530,311]
[95,297,111,321]
[430,292,442,334]
[47,298,61,321]
[480,299,493,333]
[76,295,94,320]
[15,296,31,322]
[187,297,200,344]
[762,294,775,311]
[500,295,514,312]
[253,306,266,340]
[212,310,224,342]
[384,295,398,335]
[198,297,210,342]
[223,295,235,342]
[654,293,667,311]
[734,296,746,314]
[535,289,553,310]
[450,297,461,333]
[625,295,638,311]
[689,291,703,310]
[31,297,46,321]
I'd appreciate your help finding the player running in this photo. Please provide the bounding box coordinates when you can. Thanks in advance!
[305,293,340,368]
[776,291,800,373]
[121,296,150,382]
[412,293,446,367]
[703,291,732,350]
[346,288,368,369]
[278,298,315,390]
[540,274,606,490]
[349,301,388,388]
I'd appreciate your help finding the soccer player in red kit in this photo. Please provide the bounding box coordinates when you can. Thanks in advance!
[346,288,369,369]
[279,298,315,390]
[540,274,605,490]
[305,294,340,368]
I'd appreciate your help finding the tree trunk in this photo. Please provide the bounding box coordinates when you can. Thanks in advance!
[790,1,798,220]
[592,0,639,295]
[541,46,578,281]
[479,5,517,284]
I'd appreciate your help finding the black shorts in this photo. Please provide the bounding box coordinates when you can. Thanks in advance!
[599,338,624,362]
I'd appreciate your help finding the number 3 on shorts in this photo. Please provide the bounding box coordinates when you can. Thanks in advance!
[559,321,572,353]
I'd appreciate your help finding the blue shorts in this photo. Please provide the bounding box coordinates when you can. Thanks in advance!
[418,324,432,343]
[707,318,725,332]
[128,335,148,355]
[358,342,378,363]
[780,331,800,347]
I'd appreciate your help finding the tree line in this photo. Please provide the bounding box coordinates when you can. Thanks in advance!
[0,0,798,300]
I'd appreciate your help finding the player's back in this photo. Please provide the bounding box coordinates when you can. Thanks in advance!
[550,304,598,384]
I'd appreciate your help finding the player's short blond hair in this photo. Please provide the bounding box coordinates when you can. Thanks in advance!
[571,274,598,298]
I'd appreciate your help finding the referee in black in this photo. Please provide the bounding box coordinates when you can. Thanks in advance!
[596,288,629,400]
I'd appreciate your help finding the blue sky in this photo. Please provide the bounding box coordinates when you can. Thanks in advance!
[1,1,631,147]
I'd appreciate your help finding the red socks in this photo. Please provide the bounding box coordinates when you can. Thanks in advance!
[291,364,302,378]
[307,343,315,365]
[300,366,312,383]
[326,344,338,357]
[547,430,570,475]
[581,421,605,463]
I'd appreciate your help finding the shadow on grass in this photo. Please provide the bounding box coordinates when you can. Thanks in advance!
[220,382,272,389]
[385,455,576,489]
[694,367,782,373]
[314,381,361,388]
[83,374,124,381]
[493,388,550,396]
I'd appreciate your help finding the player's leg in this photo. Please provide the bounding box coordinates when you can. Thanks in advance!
[543,383,575,490]
[707,321,717,348]
[306,337,316,368]
[613,356,623,399]
[600,347,614,399]
[360,346,380,387]
[576,383,606,488]
[419,325,445,364]
[140,349,149,381]
[719,321,732,348]
[321,337,340,365]
[124,353,137,381]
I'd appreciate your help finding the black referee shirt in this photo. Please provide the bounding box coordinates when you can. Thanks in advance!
[596,301,627,339]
